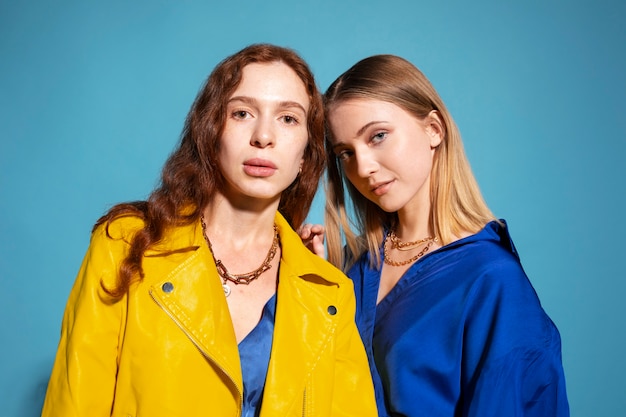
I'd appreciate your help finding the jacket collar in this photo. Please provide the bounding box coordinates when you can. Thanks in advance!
[143,211,342,284]
[145,210,345,410]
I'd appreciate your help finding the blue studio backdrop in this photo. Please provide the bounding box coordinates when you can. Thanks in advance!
[1,2,624,416]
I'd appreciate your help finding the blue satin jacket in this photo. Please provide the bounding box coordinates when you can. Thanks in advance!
[348,220,569,417]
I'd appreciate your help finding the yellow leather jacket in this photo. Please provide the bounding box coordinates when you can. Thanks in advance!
[41,212,377,417]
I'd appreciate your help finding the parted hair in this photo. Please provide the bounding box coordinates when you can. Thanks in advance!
[96,44,325,297]
[323,54,495,269]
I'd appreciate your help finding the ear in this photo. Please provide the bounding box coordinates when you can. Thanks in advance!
[425,110,444,148]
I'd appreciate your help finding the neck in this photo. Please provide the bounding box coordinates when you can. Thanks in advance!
[395,204,432,241]
[202,193,278,250]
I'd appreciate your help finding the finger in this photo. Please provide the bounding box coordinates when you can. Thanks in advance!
[298,224,313,240]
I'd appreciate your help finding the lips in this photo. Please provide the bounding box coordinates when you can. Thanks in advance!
[370,180,393,196]
[243,158,277,177]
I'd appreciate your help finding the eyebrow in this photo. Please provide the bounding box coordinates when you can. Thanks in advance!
[356,121,386,136]
[332,121,386,150]
[228,96,307,114]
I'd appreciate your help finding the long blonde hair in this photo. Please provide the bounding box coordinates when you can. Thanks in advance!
[324,54,495,270]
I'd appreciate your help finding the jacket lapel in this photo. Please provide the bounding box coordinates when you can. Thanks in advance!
[144,222,243,392]
[261,214,342,414]
[142,213,344,414]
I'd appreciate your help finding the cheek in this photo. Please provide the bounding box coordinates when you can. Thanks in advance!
[216,143,234,166]
[403,151,434,182]
[294,133,309,159]
[285,140,308,177]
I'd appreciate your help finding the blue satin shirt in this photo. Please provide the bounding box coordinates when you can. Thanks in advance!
[238,293,276,417]
[348,220,569,417]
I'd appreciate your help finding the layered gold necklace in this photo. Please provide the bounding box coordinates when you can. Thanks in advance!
[383,229,437,267]
[201,215,279,297]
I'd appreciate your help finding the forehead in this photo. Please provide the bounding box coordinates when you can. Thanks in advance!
[328,99,409,139]
[230,62,310,110]
[329,98,403,120]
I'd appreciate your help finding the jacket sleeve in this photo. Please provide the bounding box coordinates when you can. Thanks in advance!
[329,278,378,417]
[41,225,126,417]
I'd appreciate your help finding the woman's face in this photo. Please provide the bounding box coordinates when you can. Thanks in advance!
[328,98,442,214]
[218,62,310,204]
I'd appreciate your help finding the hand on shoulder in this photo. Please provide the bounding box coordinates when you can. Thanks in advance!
[297,223,326,258]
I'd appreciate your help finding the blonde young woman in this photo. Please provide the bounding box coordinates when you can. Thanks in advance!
[41,44,376,417]
[319,55,569,416]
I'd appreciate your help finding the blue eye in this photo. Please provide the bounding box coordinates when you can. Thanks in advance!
[371,132,387,143]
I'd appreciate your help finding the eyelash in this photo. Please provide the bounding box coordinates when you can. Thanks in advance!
[230,110,300,125]
[232,110,250,119]
[370,131,387,143]
[335,131,388,162]
[336,149,353,161]
[281,114,300,125]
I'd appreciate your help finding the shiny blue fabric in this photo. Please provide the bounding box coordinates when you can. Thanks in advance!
[349,220,569,417]
[238,293,276,417]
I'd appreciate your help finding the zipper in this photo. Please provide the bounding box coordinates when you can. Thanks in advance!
[149,289,243,416]
[302,388,307,417]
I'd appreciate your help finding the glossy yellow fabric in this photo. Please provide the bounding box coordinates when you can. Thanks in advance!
[41,213,377,417]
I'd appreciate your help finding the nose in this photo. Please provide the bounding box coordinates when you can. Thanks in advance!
[251,117,275,148]
[355,148,379,178]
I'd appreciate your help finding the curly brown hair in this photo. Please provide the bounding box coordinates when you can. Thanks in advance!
[96,44,325,297]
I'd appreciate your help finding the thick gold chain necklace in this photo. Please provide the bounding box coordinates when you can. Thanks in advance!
[388,229,434,251]
[383,229,437,267]
[201,215,279,297]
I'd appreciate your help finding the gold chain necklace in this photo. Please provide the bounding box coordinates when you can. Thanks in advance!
[200,215,279,297]
[383,229,437,267]
[388,229,434,251]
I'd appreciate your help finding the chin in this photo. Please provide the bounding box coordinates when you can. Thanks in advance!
[367,198,401,213]
[380,205,403,213]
